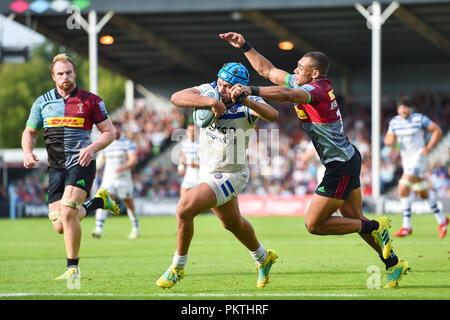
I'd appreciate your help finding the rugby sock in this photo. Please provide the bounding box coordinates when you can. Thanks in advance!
[359,219,379,234]
[82,197,104,215]
[127,208,139,230]
[400,196,412,229]
[95,209,107,233]
[379,250,399,270]
[67,258,79,268]
[427,190,446,225]
[250,244,267,266]
[172,251,188,269]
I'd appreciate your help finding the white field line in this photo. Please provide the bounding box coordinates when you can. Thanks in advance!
[0,292,368,298]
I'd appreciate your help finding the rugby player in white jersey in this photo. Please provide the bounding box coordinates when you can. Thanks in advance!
[92,121,140,239]
[178,123,201,197]
[384,97,447,238]
[156,62,279,289]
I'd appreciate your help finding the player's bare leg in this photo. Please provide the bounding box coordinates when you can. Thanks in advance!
[212,197,259,251]
[60,185,87,261]
[176,183,217,255]
[305,194,360,235]
[156,183,216,288]
[213,197,277,288]
[50,199,88,235]
[339,188,381,254]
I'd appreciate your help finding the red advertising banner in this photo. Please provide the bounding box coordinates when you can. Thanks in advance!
[238,194,314,216]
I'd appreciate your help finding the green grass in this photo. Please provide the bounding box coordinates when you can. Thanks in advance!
[0,214,449,300]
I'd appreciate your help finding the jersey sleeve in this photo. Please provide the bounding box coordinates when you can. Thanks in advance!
[91,97,109,124]
[420,114,431,129]
[387,119,395,134]
[285,73,312,104]
[26,99,44,130]
[194,82,215,93]
[127,139,138,154]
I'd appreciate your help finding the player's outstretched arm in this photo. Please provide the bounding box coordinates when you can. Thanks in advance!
[220,32,288,86]
[171,87,226,118]
[231,84,310,106]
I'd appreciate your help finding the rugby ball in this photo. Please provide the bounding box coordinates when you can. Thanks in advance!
[193,87,221,128]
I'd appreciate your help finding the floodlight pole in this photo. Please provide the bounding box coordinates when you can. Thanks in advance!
[74,10,114,95]
[355,1,398,212]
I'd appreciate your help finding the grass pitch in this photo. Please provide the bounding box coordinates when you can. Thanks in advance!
[0,213,449,300]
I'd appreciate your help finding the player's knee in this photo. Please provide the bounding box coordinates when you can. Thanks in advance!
[176,197,196,220]
[49,211,64,234]
[305,220,319,234]
[61,198,82,211]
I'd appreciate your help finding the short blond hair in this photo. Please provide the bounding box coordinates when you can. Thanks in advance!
[51,53,76,73]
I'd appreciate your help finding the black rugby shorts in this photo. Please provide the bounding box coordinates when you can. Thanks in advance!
[315,147,361,200]
[47,160,96,204]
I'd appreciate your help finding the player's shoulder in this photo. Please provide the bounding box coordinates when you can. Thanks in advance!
[35,88,58,105]
[390,115,403,123]
[119,137,137,148]
[195,81,217,92]
[76,87,102,103]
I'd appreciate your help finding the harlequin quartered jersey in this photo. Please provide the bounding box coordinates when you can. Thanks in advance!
[26,87,109,169]
[285,74,355,164]
[387,113,431,160]
[194,81,262,173]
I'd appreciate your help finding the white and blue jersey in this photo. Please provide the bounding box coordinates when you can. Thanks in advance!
[387,113,431,177]
[195,81,262,173]
[101,137,137,184]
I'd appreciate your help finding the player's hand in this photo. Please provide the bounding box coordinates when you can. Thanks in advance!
[230,84,250,103]
[211,99,226,118]
[23,153,39,169]
[78,145,95,167]
[219,32,245,49]
[420,147,430,156]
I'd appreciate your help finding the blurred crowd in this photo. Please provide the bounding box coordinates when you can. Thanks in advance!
[7,90,450,204]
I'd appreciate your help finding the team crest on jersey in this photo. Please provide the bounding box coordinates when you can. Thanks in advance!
[230,105,238,113]
[214,173,223,179]
[77,103,84,113]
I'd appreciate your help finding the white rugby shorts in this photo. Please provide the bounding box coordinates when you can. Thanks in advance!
[402,152,427,178]
[200,167,249,207]
[101,178,134,199]
[181,167,200,189]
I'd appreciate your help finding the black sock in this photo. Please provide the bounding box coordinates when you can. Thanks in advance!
[82,197,104,215]
[359,219,379,234]
[380,250,399,270]
[67,258,79,268]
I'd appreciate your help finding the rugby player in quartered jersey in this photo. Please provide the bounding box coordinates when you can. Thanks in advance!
[222,31,410,288]
[21,54,118,281]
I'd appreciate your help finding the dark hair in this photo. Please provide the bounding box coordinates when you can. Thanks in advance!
[112,121,122,127]
[303,51,329,77]
[396,96,413,108]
